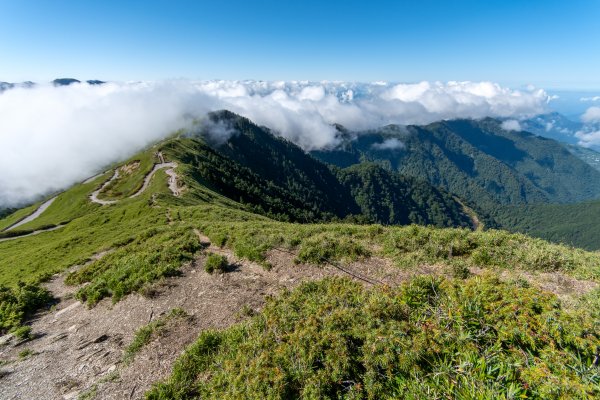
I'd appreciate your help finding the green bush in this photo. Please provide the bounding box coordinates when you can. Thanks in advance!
[67,227,202,306]
[296,234,371,264]
[204,253,228,274]
[148,276,600,399]
[0,283,53,334]
[12,325,32,340]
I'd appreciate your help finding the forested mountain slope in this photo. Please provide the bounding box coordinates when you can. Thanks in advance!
[312,118,600,218]
[174,110,473,227]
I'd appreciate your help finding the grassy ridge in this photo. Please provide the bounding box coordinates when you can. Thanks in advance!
[0,169,170,286]
[187,212,600,281]
[0,134,599,397]
[147,276,600,399]
[0,202,41,231]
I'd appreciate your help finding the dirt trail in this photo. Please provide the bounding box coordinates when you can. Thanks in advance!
[129,162,178,198]
[90,153,179,205]
[2,197,58,232]
[89,170,120,205]
[82,172,106,185]
[0,225,65,243]
[0,236,409,400]
[1,231,596,399]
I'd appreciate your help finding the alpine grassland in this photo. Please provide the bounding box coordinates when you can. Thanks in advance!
[1,130,599,397]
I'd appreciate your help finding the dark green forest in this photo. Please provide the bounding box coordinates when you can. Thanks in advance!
[171,110,474,228]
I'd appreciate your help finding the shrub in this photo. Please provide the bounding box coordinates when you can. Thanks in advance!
[18,348,33,359]
[204,253,228,274]
[147,276,600,399]
[12,325,32,340]
[0,283,53,334]
[68,227,202,306]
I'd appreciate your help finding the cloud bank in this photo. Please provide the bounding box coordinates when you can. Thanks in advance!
[0,80,551,207]
[371,138,405,151]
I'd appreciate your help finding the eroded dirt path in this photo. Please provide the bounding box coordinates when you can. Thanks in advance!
[89,170,120,205]
[0,225,65,243]
[129,162,178,198]
[0,236,410,400]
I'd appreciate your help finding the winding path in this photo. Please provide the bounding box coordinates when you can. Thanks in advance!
[2,196,58,232]
[90,152,179,205]
[89,170,120,205]
[0,224,65,243]
[0,154,180,242]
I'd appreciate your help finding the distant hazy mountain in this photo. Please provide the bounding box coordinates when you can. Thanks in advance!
[565,144,600,171]
[52,78,81,86]
[0,82,14,91]
[0,81,35,92]
[0,78,104,91]
[520,112,582,145]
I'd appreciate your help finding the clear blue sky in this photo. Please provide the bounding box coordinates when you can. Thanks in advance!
[1,0,599,89]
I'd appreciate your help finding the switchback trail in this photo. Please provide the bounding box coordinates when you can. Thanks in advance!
[89,152,179,205]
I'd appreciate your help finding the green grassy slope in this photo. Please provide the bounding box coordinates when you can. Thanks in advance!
[1,131,599,396]
[96,150,158,200]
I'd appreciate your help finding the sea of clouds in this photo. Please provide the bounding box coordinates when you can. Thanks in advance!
[0,80,553,207]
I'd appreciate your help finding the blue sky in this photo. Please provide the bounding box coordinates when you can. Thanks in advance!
[1,0,599,89]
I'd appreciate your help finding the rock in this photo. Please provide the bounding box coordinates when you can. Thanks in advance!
[62,390,79,399]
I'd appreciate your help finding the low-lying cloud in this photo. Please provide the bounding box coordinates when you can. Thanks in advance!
[501,119,522,131]
[580,96,600,102]
[0,80,551,208]
[582,106,600,123]
[371,138,405,151]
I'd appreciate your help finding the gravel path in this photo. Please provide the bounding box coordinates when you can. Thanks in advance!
[0,225,65,243]
[2,197,57,232]
[90,152,179,205]
[89,170,120,205]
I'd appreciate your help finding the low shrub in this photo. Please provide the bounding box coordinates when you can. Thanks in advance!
[204,253,228,274]
[0,283,53,334]
[147,275,600,399]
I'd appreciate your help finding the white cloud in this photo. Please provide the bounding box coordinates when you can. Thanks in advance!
[582,106,600,123]
[580,96,600,102]
[0,80,551,207]
[501,120,522,131]
[575,129,600,148]
[371,138,405,151]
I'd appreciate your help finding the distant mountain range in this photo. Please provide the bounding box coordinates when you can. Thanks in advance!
[0,78,105,91]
